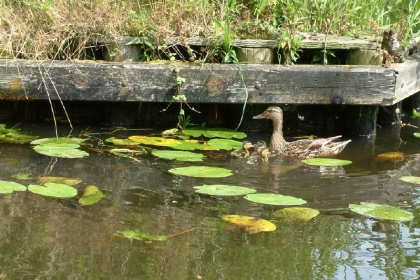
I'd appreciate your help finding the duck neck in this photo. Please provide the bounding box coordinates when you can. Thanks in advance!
[270,116,286,151]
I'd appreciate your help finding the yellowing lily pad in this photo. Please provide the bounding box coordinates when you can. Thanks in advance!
[301,158,352,166]
[349,202,414,222]
[245,193,307,206]
[152,150,205,161]
[194,184,256,196]
[399,176,420,185]
[222,215,276,233]
[374,152,404,162]
[168,166,233,178]
[207,139,243,150]
[105,137,140,146]
[28,183,78,198]
[114,230,167,243]
[129,136,181,147]
[272,207,320,222]
[37,176,82,186]
[79,185,104,205]
[0,180,27,194]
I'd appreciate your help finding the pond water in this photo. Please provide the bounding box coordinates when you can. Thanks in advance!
[0,119,420,280]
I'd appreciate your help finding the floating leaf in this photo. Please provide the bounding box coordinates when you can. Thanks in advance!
[412,108,420,119]
[114,230,167,243]
[11,173,34,180]
[173,140,217,151]
[222,215,276,233]
[129,136,181,147]
[194,184,256,196]
[28,183,78,198]
[245,193,307,206]
[301,158,352,166]
[374,152,404,162]
[152,150,205,161]
[182,127,212,138]
[272,207,320,222]
[105,137,140,146]
[79,185,104,205]
[168,166,233,178]
[0,124,37,144]
[349,202,414,222]
[414,132,420,138]
[109,148,145,160]
[37,176,82,186]
[399,176,420,185]
[206,128,247,139]
[207,139,243,150]
[31,137,89,158]
[0,180,27,194]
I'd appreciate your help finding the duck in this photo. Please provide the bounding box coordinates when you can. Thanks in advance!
[253,106,351,158]
[247,145,271,165]
[231,141,254,158]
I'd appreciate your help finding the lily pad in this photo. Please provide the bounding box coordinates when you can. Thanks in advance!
[28,183,78,198]
[272,207,320,222]
[0,180,27,194]
[194,184,256,196]
[114,230,167,243]
[414,132,420,138]
[31,137,89,158]
[79,185,104,205]
[301,158,352,166]
[0,124,37,144]
[222,215,276,233]
[399,176,420,185]
[105,137,140,146]
[206,128,247,139]
[152,150,205,161]
[182,127,212,138]
[129,136,181,147]
[37,176,82,186]
[349,202,414,222]
[207,139,243,150]
[168,166,233,178]
[374,152,404,162]
[11,173,34,180]
[173,140,217,151]
[245,193,307,206]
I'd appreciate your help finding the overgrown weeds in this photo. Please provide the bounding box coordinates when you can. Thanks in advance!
[0,0,419,60]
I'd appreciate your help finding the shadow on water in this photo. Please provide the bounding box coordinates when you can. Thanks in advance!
[0,119,419,279]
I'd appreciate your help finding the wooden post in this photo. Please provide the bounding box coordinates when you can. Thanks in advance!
[235,48,275,64]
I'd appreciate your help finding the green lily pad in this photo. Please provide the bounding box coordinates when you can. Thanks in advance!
[182,127,212,138]
[414,132,420,138]
[245,193,307,206]
[173,140,217,151]
[152,150,205,161]
[11,173,34,180]
[168,166,233,178]
[114,230,167,243]
[207,139,243,150]
[206,128,247,139]
[0,124,37,144]
[28,183,78,198]
[301,158,352,166]
[349,202,414,222]
[194,184,256,196]
[399,176,420,185]
[79,185,104,205]
[129,136,181,147]
[272,207,320,221]
[0,180,27,194]
[31,137,89,158]
[37,176,82,186]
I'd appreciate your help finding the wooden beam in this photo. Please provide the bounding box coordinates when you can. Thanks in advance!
[0,56,418,106]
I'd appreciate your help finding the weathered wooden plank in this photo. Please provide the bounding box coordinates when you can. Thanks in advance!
[392,53,420,103]
[0,58,412,105]
[164,35,379,50]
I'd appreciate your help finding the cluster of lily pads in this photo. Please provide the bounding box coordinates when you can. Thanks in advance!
[0,123,418,240]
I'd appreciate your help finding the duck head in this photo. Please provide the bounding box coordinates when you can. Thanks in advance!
[253,106,283,122]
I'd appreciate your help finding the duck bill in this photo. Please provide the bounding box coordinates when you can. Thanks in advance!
[253,113,266,120]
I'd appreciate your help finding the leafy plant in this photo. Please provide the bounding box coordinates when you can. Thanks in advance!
[277,31,302,65]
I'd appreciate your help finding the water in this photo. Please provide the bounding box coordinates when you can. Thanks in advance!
[0,120,419,280]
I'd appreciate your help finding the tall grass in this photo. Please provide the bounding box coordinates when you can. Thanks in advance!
[1,0,419,60]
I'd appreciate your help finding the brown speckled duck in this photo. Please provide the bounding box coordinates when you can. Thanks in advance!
[253,106,351,158]
[231,141,254,158]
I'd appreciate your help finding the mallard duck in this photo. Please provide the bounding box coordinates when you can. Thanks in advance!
[231,141,254,158]
[253,106,351,158]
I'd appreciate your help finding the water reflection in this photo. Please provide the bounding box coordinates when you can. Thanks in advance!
[0,123,419,279]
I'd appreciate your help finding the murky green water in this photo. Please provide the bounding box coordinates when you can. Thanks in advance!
[0,120,419,280]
